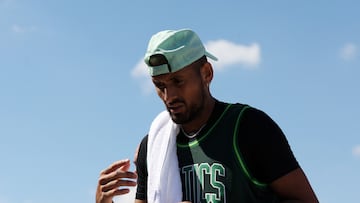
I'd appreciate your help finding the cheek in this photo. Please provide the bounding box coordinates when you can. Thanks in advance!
[184,84,202,101]
[156,89,165,100]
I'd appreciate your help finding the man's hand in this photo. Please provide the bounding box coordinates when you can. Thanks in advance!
[96,159,137,203]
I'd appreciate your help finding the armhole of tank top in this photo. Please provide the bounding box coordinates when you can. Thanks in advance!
[233,105,268,188]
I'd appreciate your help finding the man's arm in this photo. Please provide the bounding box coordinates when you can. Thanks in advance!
[134,144,146,203]
[270,168,319,203]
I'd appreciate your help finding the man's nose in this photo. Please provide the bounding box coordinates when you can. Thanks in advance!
[163,86,177,103]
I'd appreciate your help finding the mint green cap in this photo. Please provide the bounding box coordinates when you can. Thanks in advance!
[144,29,218,76]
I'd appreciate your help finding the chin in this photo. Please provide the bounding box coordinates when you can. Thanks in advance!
[169,112,188,124]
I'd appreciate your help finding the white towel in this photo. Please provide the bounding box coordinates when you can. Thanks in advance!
[147,110,182,203]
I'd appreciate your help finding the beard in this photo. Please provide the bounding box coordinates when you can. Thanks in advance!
[167,89,206,125]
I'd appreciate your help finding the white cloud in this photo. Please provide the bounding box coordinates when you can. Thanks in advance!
[131,59,154,95]
[205,40,261,70]
[339,43,357,61]
[352,145,360,158]
[130,39,262,94]
[12,24,25,33]
[11,24,36,33]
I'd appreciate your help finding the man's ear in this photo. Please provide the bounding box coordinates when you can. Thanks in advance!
[201,62,214,86]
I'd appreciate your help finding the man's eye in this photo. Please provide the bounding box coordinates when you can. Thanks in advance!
[156,84,165,91]
[174,79,184,86]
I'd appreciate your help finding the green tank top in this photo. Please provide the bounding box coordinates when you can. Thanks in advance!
[176,103,280,203]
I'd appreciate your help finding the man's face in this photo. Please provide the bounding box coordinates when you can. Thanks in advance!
[152,64,207,124]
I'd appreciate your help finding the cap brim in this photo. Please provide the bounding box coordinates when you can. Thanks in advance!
[205,51,218,61]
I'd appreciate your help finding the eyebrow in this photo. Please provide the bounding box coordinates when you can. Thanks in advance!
[151,78,162,84]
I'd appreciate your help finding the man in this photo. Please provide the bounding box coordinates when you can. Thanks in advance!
[96,29,319,203]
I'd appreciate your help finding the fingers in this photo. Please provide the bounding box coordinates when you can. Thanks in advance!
[101,159,131,175]
[101,178,137,193]
[100,186,132,200]
[99,168,137,186]
[98,159,137,186]
[96,159,137,203]
[97,187,131,203]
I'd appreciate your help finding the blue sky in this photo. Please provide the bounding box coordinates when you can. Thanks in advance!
[0,0,359,203]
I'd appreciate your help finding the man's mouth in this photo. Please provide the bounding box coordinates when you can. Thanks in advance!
[167,103,184,114]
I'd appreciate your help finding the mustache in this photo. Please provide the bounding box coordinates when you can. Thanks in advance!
[167,99,184,106]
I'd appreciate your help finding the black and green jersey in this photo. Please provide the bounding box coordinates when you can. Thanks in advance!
[176,103,279,203]
[135,100,299,202]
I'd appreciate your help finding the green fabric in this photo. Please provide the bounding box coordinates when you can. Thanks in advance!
[144,29,217,76]
[177,103,279,203]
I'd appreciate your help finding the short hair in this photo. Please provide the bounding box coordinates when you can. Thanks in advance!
[148,54,168,67]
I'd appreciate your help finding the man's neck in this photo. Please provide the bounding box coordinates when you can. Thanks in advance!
[181,97,216,134]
